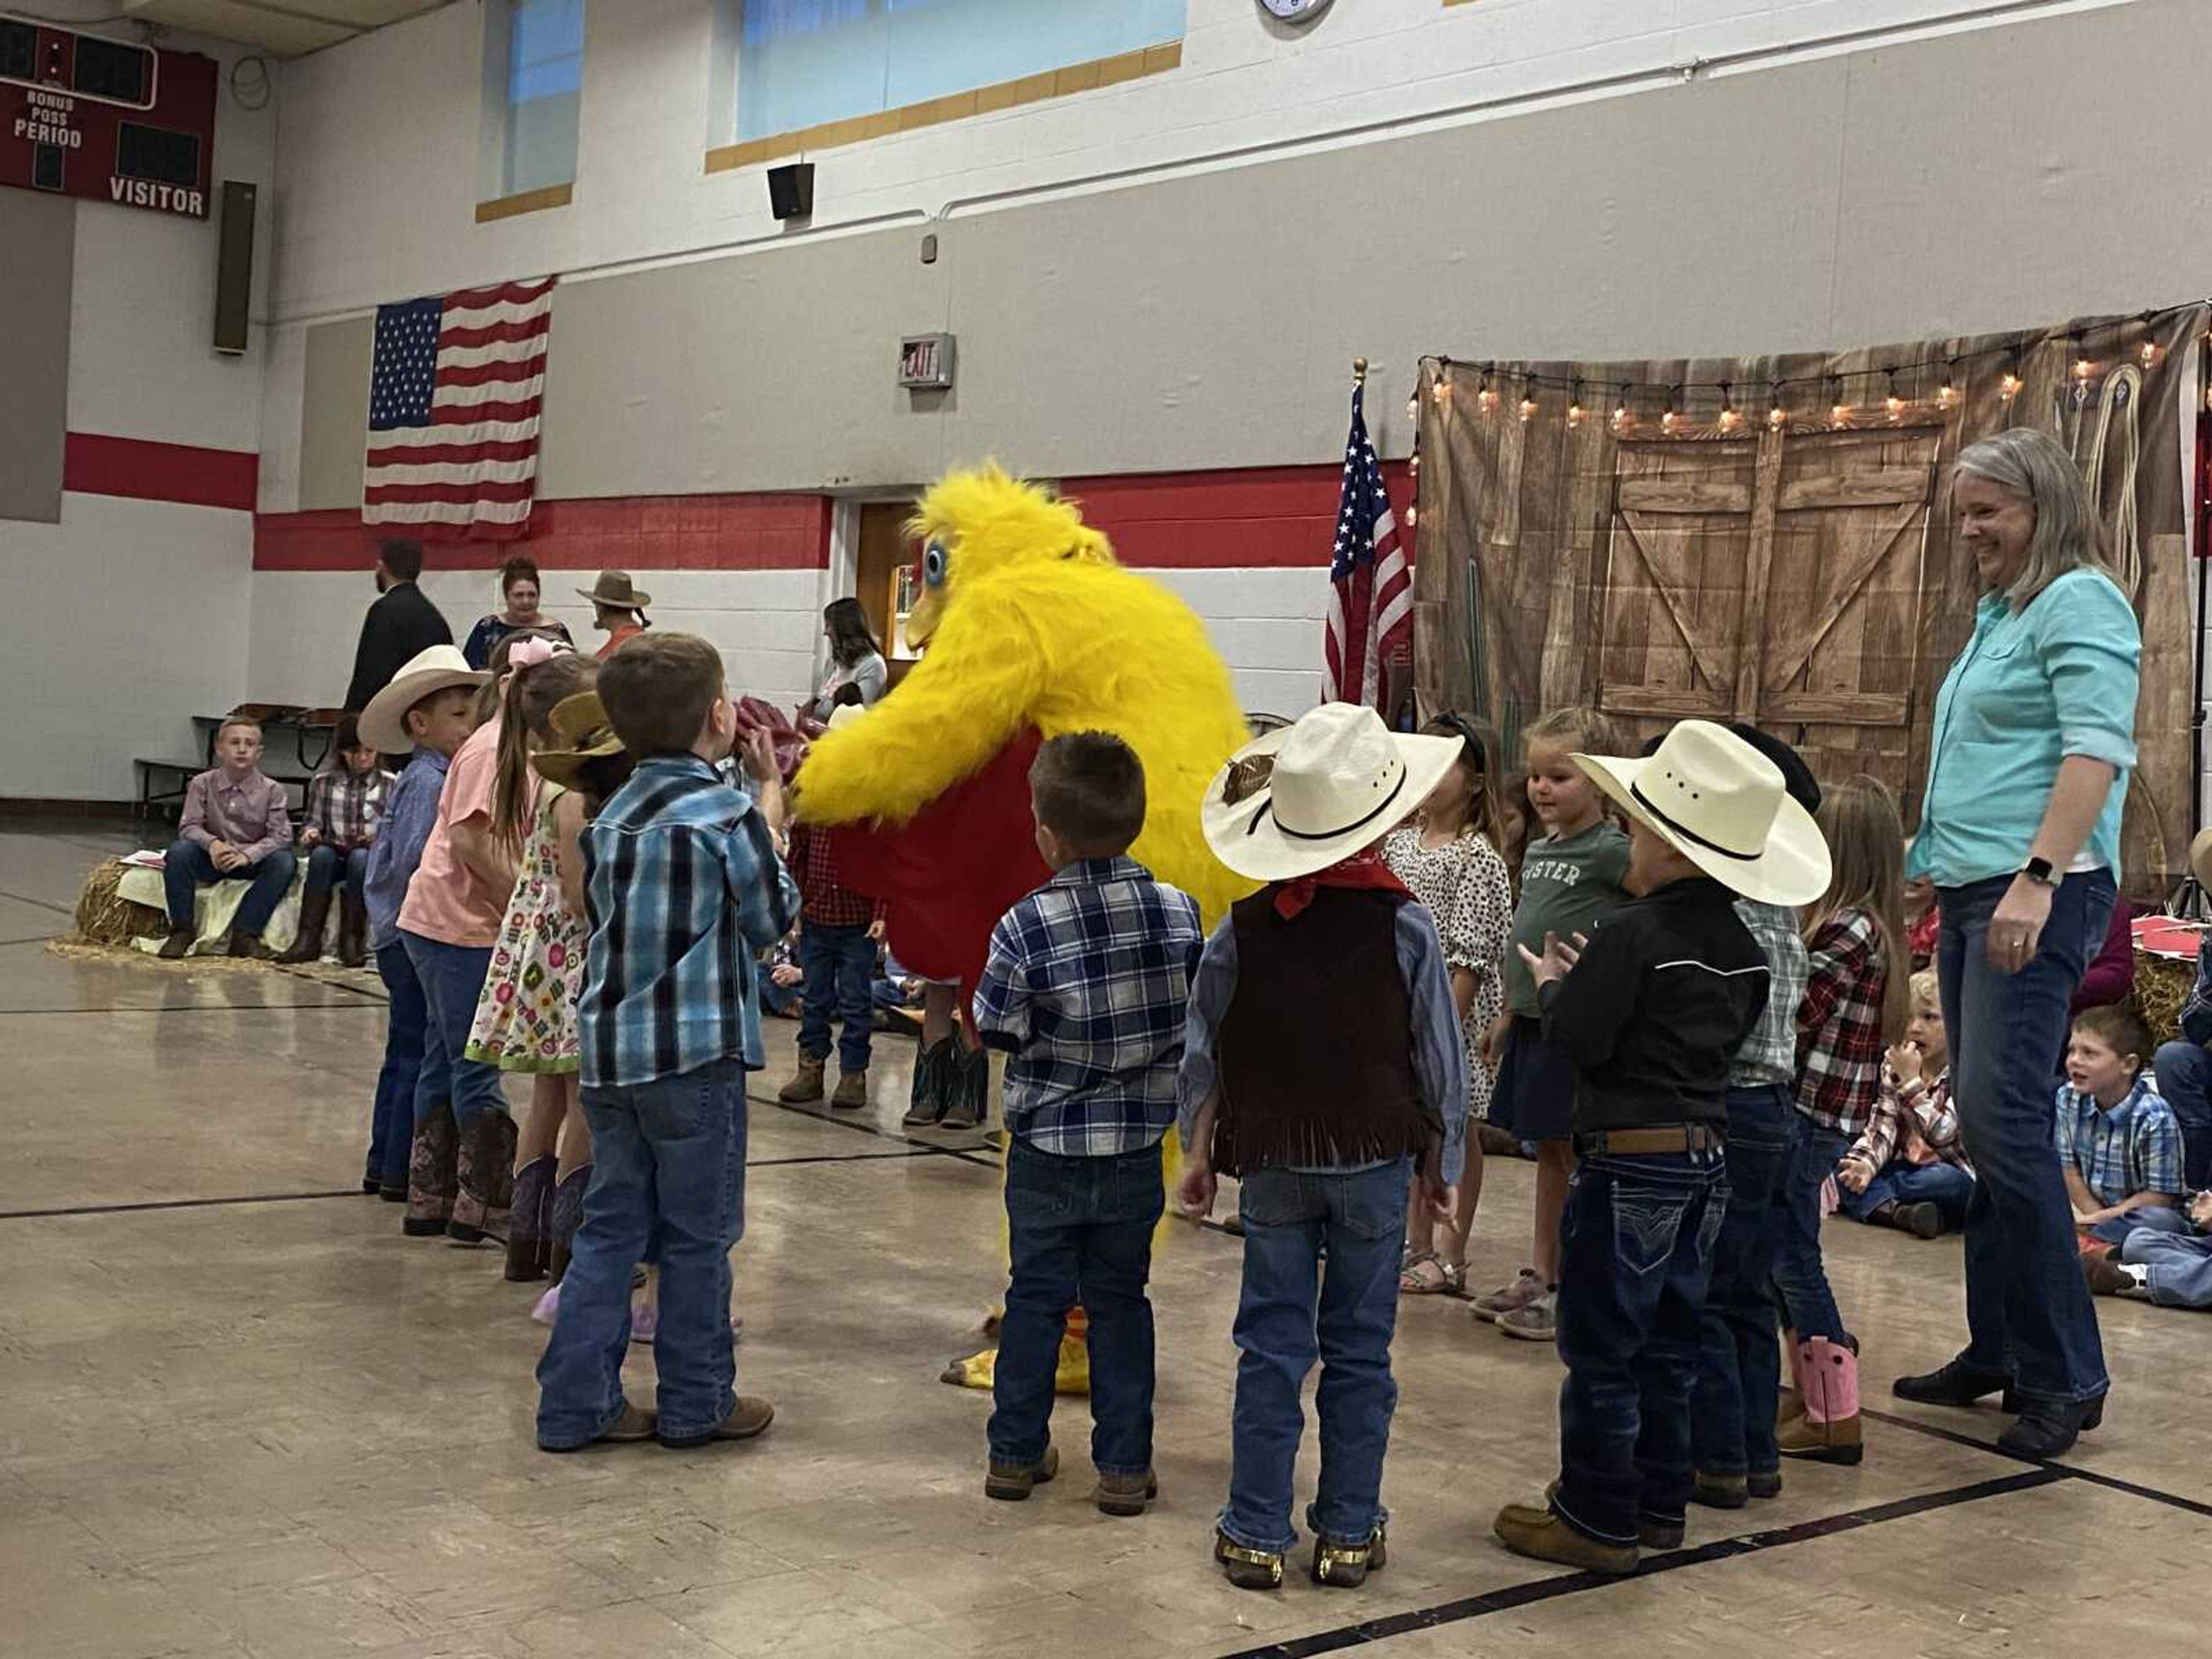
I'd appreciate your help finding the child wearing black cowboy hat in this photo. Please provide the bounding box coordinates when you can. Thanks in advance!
[1491,719,1830,1575]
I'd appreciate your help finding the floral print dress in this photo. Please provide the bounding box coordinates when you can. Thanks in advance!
[1383,824,1513,1120]
[465,783,582,1074]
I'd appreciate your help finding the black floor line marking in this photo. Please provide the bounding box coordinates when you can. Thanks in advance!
[1211,1468,2065,1659]
[0,1001,380,1017]
[0,935,56,948]
[1862,1404,2212,1520]
[0,887,74,916]
[0,1146,987,1221]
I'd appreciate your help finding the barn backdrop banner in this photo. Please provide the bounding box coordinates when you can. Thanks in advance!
[1411,305,2206,891]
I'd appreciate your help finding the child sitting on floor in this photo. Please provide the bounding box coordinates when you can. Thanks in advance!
[972,732,1205,1520]
[1836,969,1974,1239]
[1493,720,1820,1577]
[2086,1186,2212,1306]
[359,647,488,1200]
[2058,1004,2185,1247]
[279,715,391,968]
[157,718,297,961]
[1181,704,1468,1592]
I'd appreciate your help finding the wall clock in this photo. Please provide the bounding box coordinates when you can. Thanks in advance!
[1259,0,1335,22]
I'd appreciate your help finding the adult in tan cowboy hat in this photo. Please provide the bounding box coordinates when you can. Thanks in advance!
[1201,701,1460,883]
[1573,718,1830,907]
[359,645,488,756]
[578,571,652,660]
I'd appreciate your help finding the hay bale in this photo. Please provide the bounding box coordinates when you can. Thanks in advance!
[2133,951,2194,1048]
[73,859,166,946]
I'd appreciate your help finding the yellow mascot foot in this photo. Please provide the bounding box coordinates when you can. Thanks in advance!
[937,1334,1092,1395]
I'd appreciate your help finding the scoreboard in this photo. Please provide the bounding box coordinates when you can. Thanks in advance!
[1,20,218,218]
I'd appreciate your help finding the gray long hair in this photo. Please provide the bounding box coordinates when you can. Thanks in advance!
[1952,426,2108,609]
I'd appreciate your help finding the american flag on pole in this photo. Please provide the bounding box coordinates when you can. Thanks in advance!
[1322,382,1413,707]
[363,276,554,541]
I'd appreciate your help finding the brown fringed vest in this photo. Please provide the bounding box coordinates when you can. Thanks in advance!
[1211,887,1440,1177]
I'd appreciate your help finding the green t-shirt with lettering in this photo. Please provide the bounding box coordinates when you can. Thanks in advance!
[1505,820,1631,1017]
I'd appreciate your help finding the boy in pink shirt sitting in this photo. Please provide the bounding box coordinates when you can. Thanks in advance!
[158,718,297,961]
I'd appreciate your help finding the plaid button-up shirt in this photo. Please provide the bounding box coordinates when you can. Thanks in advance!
[788,821,885,930]
[302,767,391,851]
[972,856,1205,1157]
[577,755,799,1088]
[1795,907,1890,1138]
[2056,1076,2184,1208]
[1846,1063,1972,1177]
[1731,899,1810,1089]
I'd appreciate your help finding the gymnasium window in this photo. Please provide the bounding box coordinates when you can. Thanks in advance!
[503,0,584,198]
[734,0,1184,143]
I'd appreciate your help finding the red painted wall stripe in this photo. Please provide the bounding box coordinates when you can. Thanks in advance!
[1065,463,1412,569]
[63,433,258,513]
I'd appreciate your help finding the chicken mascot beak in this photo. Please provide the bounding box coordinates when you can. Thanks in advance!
[906,584,944,647]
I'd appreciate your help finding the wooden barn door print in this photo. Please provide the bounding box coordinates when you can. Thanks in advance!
[1595,425,1942,800]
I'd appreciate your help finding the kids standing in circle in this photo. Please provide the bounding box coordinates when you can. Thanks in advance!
[464,649,598,1283]
[1383,713,1513,1295]
[1475,707,1630,1342]
[1774,774,1911,1467]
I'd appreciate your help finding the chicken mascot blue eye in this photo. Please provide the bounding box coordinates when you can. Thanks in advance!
[923,541,948,586]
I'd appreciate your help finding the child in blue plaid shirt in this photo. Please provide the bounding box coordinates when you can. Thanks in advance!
[534,633,799,1454]
[2058,1004,2184,1247]
[971,732,1204,1517]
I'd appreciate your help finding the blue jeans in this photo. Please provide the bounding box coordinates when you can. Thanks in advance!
[759,967,800,1018]
[1691,1085,1795,1479]
[536,1058,748,1448]
[989,1137,1164,1477]
[370,941,427,1189]
[1771,1120,1851,1343]
[1840,1161,1975,1225]
[797,921,875,1074]
[1222,1158,1411,1554]
[2150,1041,2212,1190]
[1938,870,2113,1406]
[2086,1203,2186,1247]
[163,839,296,935]
[2120,1224,2212,1307]
[402,932,505,1134]
[1554,1147,1728,1547]
[305,842,371,902]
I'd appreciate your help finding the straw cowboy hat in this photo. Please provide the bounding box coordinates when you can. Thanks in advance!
[2190,825,2212,892]
[577,570,652,611]
[358,645,488,755]
[826,704,867,732]
[1202,702,1461,883]
[531,691,624,791]
[1574,719,1831,907]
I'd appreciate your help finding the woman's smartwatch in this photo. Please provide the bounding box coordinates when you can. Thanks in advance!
[2020,856,2061,889]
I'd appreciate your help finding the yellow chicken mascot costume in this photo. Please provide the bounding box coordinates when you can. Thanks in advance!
[796,464,1254,1392]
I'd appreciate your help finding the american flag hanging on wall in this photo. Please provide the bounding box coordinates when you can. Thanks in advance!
[1321,381,1413,708]
[363,276,554,540]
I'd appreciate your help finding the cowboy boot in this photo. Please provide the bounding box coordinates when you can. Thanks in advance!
[546,1164,592,1283]
[1776,1327,1804,1428]
[505,1155,556,1282]
[404,1101,457,1237]
[941,1041,991,1130]
[276,885,332,965]
[335,893,369,969]
[1777,1337,1863,1464]
[902,1038,953,1127]
[451,1109,520,1247]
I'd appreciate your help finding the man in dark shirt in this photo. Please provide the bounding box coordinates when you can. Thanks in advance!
[1491,720,1830,1577]
[344,540,454,718]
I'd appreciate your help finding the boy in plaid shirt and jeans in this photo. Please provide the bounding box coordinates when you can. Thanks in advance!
[971,732,1204,1517]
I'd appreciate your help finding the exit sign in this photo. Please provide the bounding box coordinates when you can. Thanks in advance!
[899,333,955,390]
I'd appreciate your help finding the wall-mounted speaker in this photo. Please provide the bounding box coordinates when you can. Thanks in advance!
[767,161,815,222]
[213,179,256,356]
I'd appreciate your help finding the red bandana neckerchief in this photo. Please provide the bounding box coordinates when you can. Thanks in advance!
[1272,849,1412,921]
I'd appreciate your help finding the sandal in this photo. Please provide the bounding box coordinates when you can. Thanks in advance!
[1399,1253,1465,1295]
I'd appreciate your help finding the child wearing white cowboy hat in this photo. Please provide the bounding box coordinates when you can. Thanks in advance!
[1176,702,1471,1592]
[1491,718,1830,1577]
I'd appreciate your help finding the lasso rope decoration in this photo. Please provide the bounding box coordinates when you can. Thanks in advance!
[2078,363,2145,604]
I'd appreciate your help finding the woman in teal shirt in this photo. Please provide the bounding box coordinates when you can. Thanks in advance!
[1894,428,2138,1459]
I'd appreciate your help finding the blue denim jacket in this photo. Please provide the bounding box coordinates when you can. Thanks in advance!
[1909,567,2138,887]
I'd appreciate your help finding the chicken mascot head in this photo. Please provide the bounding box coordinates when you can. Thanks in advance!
[794,463,1256,1391]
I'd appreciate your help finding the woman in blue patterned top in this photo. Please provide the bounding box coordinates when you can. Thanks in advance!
[1893,427,2140,1460]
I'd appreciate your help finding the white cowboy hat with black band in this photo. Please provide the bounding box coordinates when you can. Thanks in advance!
[1574,719,1831,907]
[358,645,488,755]
[1202,702,1461,884]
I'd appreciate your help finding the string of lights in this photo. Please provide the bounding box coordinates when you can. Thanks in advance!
[1405,301,2210,429]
